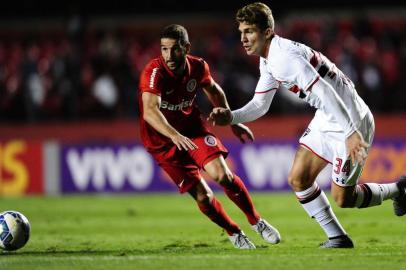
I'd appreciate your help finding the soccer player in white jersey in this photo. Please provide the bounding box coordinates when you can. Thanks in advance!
[209,2,406,248]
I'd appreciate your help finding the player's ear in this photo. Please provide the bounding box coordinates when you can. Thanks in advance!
[184,43,191,54]
[264,28,273,39]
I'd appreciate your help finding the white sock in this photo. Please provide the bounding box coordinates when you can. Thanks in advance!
[296,183,346,238]
[355,183,399,208]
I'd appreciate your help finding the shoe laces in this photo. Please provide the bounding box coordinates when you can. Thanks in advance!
[256,220,271,236]
[236,234,251,247]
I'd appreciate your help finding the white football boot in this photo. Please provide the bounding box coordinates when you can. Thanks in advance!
[252,218,281,244]
[228,231,256,249]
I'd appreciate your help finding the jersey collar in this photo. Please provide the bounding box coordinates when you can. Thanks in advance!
[160,55,191,79]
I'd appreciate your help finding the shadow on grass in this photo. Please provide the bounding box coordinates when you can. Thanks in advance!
[1,242,225,257]
[1,249,120,256]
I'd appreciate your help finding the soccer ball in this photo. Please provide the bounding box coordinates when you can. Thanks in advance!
[0,211,30,251]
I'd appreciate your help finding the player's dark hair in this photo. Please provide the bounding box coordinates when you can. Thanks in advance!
[236,2,274,31]
[161,24,190,46]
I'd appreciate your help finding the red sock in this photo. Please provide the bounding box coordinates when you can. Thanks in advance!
[222,175,260,225]
[197,197,240,236]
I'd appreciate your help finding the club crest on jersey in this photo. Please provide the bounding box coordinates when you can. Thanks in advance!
[204,135,217,147]
[186,79,197,92]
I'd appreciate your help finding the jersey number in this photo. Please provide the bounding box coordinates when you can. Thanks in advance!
[334,158,350,176]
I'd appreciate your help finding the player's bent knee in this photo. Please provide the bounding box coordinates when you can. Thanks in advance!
[196,190,214,204]
[288,174,310,190]
[214,171,234,186]
[287,174,298,188]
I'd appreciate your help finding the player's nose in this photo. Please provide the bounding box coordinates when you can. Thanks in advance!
[240,33,247,42]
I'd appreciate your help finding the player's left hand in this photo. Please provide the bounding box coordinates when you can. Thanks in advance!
[346,130,369,166]
[231,124,254,144]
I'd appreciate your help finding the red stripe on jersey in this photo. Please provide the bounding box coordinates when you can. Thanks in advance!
[255,88,278,94]
[305,76,320,91]
[299,143,332,164]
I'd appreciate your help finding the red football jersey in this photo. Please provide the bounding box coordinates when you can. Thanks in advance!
[139,55,213,152]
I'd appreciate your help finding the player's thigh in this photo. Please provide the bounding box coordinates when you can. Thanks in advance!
[330,112,374,188]
[289,146,328,191]
[330,135,364,207]
[159,162,202,193]
[295,117,332,190]
[329,136,366,206]
[150,146,202,193]
[203,155,233,183]
[188,134,228,168]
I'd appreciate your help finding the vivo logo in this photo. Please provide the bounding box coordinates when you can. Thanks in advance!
[66,146,154,191]
[240,144,331,189]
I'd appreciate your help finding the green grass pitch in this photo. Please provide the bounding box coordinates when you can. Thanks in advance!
[1,192,405,270]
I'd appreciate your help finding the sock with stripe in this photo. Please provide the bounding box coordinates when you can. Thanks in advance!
[197,197,241,236]
[355,183,399,208]
[295,182,347,238]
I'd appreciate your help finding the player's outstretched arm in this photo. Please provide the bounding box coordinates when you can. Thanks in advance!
[209,89,275,126]
[203,79,236,127]
[142,92,197,151]
[202,79,230,109]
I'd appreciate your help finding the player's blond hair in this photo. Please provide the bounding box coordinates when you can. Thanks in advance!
[236,2,274,31]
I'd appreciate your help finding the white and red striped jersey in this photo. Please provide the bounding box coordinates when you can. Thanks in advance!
[231,35,370,137]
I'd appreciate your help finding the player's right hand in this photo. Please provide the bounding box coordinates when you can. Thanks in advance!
[208,107,232,126]
[170,133,198,151]
[346,130,369,166]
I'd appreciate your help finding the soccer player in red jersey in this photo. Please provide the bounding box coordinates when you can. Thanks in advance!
[139,24,280,249]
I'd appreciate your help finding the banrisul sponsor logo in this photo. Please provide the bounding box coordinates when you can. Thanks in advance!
[160,96,195,111]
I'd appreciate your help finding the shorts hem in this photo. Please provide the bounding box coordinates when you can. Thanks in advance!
[299,143,332,165]
[332,181,357,188]
[201,152,227,168]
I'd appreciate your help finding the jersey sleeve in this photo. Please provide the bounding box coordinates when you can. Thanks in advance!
[274,55,319,91]
[200,60,213,87]
[139,65,163,96]
[230,59,279,124]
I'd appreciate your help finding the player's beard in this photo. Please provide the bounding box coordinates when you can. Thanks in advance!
[166,57,186,75]
[166,60,178,70]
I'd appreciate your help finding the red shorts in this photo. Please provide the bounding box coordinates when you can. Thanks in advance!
[149,133,228,193]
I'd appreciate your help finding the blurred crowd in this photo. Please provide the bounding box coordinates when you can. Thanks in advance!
[0,12,405,123]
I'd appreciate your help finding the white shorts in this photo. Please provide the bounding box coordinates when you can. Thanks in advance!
[299,110,375,187]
